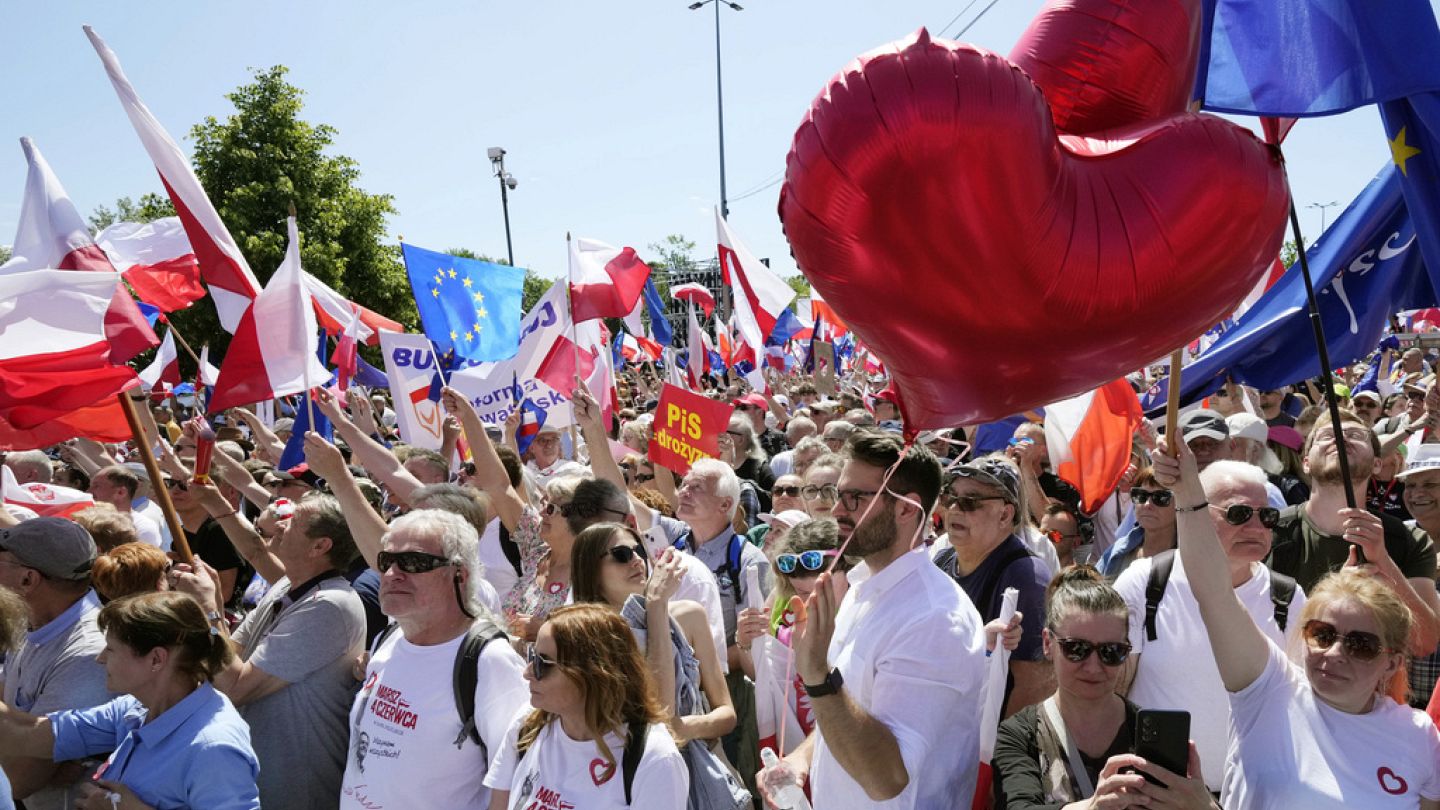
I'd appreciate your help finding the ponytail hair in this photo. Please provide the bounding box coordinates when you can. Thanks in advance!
[98,592,234,682]
[1045,565,1128,631]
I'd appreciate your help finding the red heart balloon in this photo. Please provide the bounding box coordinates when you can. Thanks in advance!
[779,5,1289,428]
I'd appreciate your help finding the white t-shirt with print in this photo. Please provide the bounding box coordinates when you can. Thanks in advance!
[484,713,688,810]
[340,627,529,810]
[1115,555,1306,791]
[1223,638,1440,809]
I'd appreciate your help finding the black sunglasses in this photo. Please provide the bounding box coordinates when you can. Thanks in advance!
[1130,488,1174,507]
[773,485,803,498]
[376,550,454,575]
[606,544,647,565]
[633,473,655,483]
[940,493,1006,512]
[1303,620,1392,661]
[527,643,560,680]
[1055,637,1132,667]
[1214,503,1281,529]
[165,479,188,492]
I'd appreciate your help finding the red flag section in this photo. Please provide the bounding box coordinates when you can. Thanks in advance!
[535,335,598,395]
[1044,379,1145,513]
[97,218,207,313]
[0,397,134,451]
[569,239,652,323]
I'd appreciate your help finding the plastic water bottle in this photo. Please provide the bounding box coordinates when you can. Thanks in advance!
[760,747,812,810]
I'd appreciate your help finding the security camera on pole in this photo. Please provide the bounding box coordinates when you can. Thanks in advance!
[488,147,518,267]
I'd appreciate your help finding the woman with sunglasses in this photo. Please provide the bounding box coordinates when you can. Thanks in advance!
[1156,439,1440,808]
[1097,469,1177,580]
[620,454,658,495]
[994,566,1212,809]
[485,604,689,809]
[1112,458,1302,795]
[571,523,748,809]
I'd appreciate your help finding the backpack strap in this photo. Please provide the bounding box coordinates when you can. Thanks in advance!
[977,545,1035,619]
[451,625,508,753]
[1269,570,1298,633]
[368,621,399,657]
[498,521,523,577]
[621,719,650,805]
[724,532,746,605]
[1144,550,1178,642]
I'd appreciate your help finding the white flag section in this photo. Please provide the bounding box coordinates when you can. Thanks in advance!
[977,588,1019,767]
[448,282,605,428]
[2,465,93,518]
[716,209,796,351]
[197,344,220,387]
[378,331,445,451]
[138,329,179,389]
[95,217,194,272]
[1,138,110,272]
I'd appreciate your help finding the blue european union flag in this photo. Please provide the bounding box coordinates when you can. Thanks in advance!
[1196,0,1440,116]
[642,278,673,346]
[1142,164,1437,413]
[1381,93,1440,297]
[401,243,524,364]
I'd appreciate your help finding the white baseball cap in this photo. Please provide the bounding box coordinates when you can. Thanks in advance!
[1398,444,1440,479]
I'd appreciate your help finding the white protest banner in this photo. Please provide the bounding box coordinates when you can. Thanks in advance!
[378,331,445,450]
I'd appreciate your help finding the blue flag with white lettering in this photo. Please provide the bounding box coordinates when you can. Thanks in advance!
[402,243,524,365]
[1381,93,1440,299]
[1196,0,1440,116]
[1142,164,1437,413]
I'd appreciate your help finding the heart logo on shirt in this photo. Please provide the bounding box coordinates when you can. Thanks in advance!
[590,757,615,786]
[1378,766,1409,795]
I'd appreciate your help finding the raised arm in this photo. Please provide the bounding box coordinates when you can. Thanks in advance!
[230,408,284,463]
[314,388,424,508]
[1153,438,1270,691]
[572,378,626,492]
[440,386,527,531]
[303,432,388,569]
[191,481,284,584]
[209,449,271,510]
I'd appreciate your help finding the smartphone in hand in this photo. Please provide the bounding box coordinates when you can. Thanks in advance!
[1132,709,1190,786]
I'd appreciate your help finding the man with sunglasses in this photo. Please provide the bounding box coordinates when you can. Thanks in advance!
[734,392,787,459]
[760,433,986,809]
[1269,412,1440,658]
[340,510,529,810]
[1113,459,1307,792]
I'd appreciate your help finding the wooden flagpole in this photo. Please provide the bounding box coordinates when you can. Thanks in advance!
[1166,350,1184,457]
[117,392,194,563]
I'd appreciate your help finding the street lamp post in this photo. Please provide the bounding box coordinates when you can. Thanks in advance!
[689,0,742,321]
[1307,200,1339,234]
[488,146,518,266]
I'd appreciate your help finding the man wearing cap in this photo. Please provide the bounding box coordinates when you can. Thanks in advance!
[87,465,167,550]
[1183,410,1288,510]
[1258,386,1297,428]
[524,425,583,484]
[1400,445,1440,706]
[1269,411,1440,655]
[1351,389,1385,426]
[933,457,1053,716]
[0,518,111,810]
[1378,374,1436,441]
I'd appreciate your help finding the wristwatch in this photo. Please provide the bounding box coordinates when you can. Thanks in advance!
[803,667,844,698]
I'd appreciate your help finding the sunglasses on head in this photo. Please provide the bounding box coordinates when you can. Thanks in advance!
[1130,488,1173,507]
[776,549,839,575]
[940,493,1006,512]
[527,643,560,680]
[1054,637,1132,667]
[1213,503,1281,529]
[605,544,647,565]
[1303,619,1392,661]
[376,550,454,575]
[773,485,803,498]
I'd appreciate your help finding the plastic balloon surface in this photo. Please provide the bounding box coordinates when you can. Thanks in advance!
[778,0,1290,428]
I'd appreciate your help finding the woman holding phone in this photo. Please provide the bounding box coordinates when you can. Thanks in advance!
[1155,435,1440,809]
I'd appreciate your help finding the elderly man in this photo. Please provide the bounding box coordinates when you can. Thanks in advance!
[177,495,366,810]
[1269,411,1440,656]
[524,425,583,483]
[821,420,857,454]
[1351,389,1385,426]
[340,509,529,810]
[1121,455,1305,791]
[0,518,110,810]
[762,433,985,807]
[87,465,167,549]
[3,450,52,485]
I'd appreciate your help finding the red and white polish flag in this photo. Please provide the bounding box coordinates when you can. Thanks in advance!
[1043,379,1146,514]
[568,238,652,323]
[716,210,796,351]
[87,26,261,333]
[1,466,94,519]
[96,217,206,314]
[138,329,182,391]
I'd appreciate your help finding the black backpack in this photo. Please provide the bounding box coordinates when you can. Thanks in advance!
[369,621,507,756]
[1143,549,1297,641]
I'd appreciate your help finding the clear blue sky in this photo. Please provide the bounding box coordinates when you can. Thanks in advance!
[2,1,1430,282]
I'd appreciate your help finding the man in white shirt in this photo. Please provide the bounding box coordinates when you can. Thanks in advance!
[762,433,986,808]
[340,509,529,810]
[87,465,166,548]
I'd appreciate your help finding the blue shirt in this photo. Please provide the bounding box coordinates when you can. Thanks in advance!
[50,683,259,810]
[1099,526,1147,578]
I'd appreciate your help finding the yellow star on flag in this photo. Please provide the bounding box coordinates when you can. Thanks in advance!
[473,320,483,333]
[450,330,458,341]
[463,277,473,288]
[431,287,440,298]
[1391,126,1422,176]
[464,330,474,342]
[473,291,485,304]
[477,307,488,319]
[448,268,458,279]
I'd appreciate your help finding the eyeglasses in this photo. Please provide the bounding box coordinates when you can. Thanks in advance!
[1045,529,1081,545]
[1212,503,1281,529]
[632,473,655,483]
[776,549,839,575]
[527,644,560,680]
[1007,437,1035,448]
[1311,427,1374,443]
[835,488,881,511]
[801,484,839,503]
[1302,620,1392,661]
[1130,488,1174,507]
[773,485,803,498]
[376,550,455,575]
[605,544,647,565]
[1054,637,1132,667]
[939,493,1006,512]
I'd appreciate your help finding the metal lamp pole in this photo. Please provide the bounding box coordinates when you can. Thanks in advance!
[488,147,518,266]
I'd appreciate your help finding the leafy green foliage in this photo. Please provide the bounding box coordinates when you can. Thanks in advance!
[444,247,553,313]
[88,193,175,233]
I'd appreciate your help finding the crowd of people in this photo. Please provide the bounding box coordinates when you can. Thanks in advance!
[1,341,1439,809]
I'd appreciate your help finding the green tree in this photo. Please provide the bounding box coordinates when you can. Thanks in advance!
[645,234,697,297]
[88,193,175,233]
[785,275,811,299]
[0,245,9,265]
[164,65,416,356]
[446,247,553,313]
